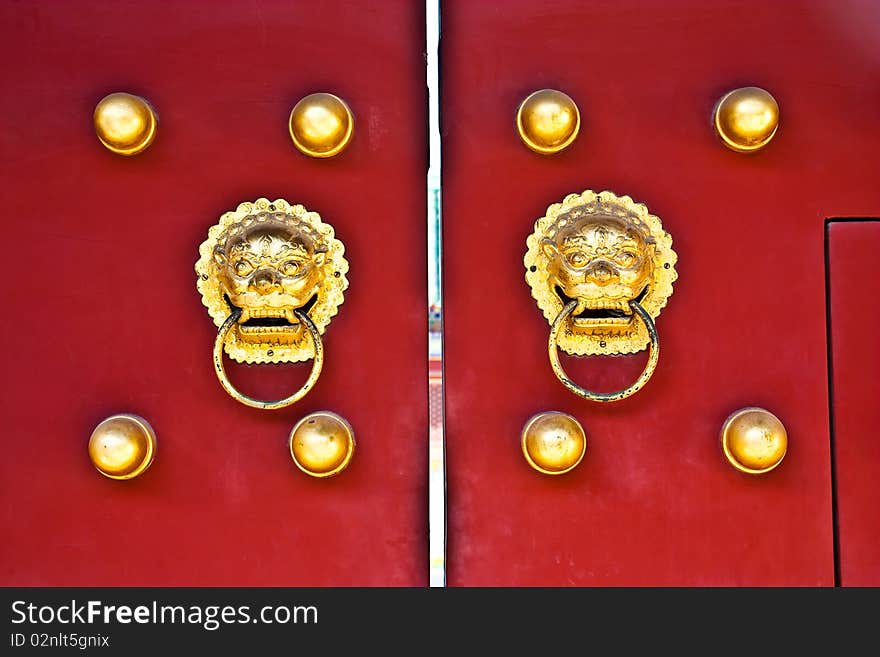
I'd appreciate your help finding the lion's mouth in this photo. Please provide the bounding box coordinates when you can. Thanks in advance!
[231,295,316,345]
[557,286,648,327]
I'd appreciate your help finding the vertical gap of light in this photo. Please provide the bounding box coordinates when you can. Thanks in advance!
[426,0,445,587]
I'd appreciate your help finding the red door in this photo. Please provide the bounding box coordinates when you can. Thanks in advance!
[0,0,427,585]
[442,0,880,585]
[3,0,878,590]
[828,221,880,586]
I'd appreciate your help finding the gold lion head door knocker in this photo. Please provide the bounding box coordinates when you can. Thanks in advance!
[196,198,348,410]
[525,190,677,402]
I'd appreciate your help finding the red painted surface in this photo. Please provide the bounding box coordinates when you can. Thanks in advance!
[443,0,880,585]
[0,1,427,585]
[828,221,880,586]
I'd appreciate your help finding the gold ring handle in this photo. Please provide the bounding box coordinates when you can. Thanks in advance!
[549,299,659,402]
[213,309,324,410]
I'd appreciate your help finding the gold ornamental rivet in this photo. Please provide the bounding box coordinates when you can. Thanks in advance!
[721,407,788,474]
[88,414,156,480]
[288,92,354,158]
[521,411,586,475]
[93,92,158,156]
[516,89,580,154]
[289,411,355,478]
[713,87,779,153]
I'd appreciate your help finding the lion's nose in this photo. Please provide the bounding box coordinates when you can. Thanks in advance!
[588,262,616,285]
[251,268,281,294]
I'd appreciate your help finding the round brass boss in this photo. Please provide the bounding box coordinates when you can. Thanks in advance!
[88,414,156,480]
[713,87,779,153]
[289,411,355,477]
[721,407,788,474]
[288,92,354,158]
[516,89,580,154]
[93,92,158,156]
[521,411,586,475]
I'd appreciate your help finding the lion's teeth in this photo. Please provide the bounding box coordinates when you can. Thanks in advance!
[242,307,290,319]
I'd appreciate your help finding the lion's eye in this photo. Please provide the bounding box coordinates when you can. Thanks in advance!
[617,251,637,267]
[567,251,588,267]
[233,260,254,276]
[280,260,300,276]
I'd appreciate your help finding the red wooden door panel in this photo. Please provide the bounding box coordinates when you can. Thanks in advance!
[0,0,427,585]
[828,221,880,586]
[443,0,880,585]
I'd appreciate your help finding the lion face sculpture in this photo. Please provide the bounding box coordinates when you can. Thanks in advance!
[213,213,327,346]
[196,198,348,364]
[525,190,677,356]
[542,215,655,328]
